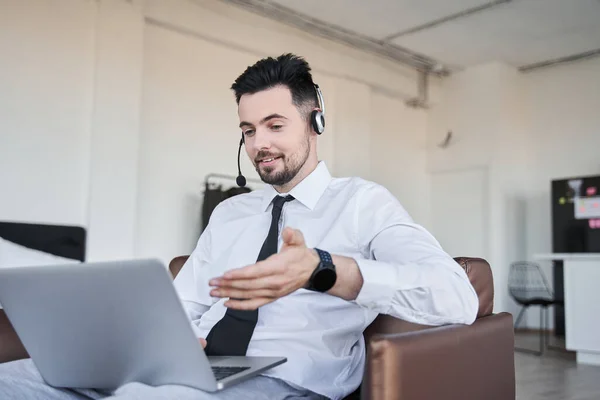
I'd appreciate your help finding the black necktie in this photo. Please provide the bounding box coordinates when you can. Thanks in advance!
[205,195,295,356]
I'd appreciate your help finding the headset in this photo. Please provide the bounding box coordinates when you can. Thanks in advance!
[311,84,326,135]
[236,84,326,187]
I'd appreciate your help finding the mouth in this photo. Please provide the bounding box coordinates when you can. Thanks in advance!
[257,156,282,167]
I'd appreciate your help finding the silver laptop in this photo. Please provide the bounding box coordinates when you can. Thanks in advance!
[0,259,286,392]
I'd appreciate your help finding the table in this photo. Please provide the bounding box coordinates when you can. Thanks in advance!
[534,253,600,366]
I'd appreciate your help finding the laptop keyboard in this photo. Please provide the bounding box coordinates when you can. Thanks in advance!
[211,366,251,381]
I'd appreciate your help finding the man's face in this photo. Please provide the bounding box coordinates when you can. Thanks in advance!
[238,86,311,187]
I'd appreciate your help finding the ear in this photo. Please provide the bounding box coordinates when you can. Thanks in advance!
[305,116,317,137]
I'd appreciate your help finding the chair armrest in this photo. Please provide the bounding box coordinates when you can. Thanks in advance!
[362,312,515,400]
[0,310,28,364]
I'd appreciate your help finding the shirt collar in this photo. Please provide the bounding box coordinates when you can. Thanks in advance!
[261,161,332,212]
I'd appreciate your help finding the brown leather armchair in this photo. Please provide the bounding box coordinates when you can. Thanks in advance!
[0,256,515,400]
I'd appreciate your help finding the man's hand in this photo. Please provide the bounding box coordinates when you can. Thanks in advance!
[209,227,319,310]
[199,338,207,349]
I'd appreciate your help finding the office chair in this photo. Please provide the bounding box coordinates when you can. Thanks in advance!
[508,261,563,355]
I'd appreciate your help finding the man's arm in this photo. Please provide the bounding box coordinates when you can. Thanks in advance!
[211,185,479,326]
[339,184,479,325]
[320,254,363,301]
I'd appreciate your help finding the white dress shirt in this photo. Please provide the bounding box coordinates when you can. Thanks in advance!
[174,161,479,400]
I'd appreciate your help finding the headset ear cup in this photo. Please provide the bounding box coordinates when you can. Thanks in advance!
[310,110,318,133]
[311,110,325,135]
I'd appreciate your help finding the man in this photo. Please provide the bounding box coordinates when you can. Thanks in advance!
[174,53,479,399]
[0,54,478,400]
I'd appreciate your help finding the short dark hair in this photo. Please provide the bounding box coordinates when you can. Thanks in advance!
[231,53,318,117]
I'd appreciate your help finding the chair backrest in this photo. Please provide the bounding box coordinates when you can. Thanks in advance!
[169,255,189,278]
[508,261,553,303]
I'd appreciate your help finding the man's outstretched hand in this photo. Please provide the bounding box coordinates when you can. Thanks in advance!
[208,227,319,310]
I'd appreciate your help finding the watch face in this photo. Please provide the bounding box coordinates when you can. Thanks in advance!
[314,267,337,292]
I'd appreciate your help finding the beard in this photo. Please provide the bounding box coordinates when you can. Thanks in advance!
[254,137,310,187]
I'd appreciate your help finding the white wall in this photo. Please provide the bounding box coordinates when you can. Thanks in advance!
[426,62,527,320]
[370,92,430,226]
[426,57,600,328]
[1,0,431,265]
[524,57,600,261]
[0,0,95,226]
[135,21,264,260]
[86,0,144,261]
[430,168,488,258]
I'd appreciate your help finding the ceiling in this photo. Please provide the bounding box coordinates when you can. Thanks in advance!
[220,0,600,73]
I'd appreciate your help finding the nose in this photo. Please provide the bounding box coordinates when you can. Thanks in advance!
[251,127,272,152]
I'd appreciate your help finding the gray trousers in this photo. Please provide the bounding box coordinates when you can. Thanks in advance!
[0,359,327,400]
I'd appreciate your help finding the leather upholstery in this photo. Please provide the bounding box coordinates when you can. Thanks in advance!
[360,257,513,400]
[454,257,494,318]
[362,313,515,400]
[0,310,28,363]
[169,255,189,278]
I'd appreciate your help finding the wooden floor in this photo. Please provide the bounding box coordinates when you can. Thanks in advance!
[515,332,600,400]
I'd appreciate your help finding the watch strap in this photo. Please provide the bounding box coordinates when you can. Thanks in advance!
[314,248,333,266]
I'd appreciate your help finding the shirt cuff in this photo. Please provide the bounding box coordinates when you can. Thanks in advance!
[354,258,401,313]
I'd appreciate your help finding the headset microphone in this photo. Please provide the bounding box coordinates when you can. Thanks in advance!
[236,137,246,187]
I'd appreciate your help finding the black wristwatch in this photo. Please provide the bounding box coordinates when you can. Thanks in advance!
[307,248,337,292]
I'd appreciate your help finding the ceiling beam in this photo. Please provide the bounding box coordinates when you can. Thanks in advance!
[519,48,600,72]
[381,0,512,42]
[216,0,443,73]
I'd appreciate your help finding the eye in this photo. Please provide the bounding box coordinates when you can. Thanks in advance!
[243,129,255,136]
[271,124,283,131]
